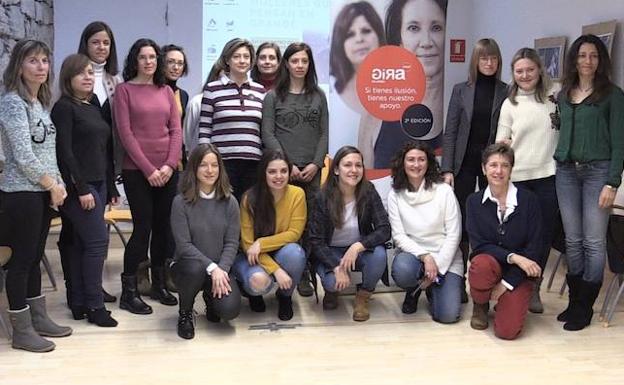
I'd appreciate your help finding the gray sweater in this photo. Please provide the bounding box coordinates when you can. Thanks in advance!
[261,90,328,168]
[0,92,61,192]
[170,193,240,272]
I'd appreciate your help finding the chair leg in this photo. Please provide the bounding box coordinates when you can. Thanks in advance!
[604,275,624,328]
[109,223,127,248]
[546,252,564,291]
[599,276,619,321]
[41,253,57,291]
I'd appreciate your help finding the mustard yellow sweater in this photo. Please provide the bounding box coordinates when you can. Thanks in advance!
[240,185,307,273]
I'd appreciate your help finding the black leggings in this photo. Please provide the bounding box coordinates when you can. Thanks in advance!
[122,170,177,274]
[1,191,52,310]
[172,259,241,320]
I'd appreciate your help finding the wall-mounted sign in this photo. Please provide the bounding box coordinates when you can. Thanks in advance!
[450,39,466,62]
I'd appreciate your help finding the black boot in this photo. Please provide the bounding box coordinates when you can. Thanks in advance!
[401,288,422,314]
[277,292,293,321]
[557,274,581,322]
[87,307,118,327]
[120,273,153,314]
[177,310,194,339]
[564,280,601,331]
[102,288,117,303]
[150,266,178,306]
[202,289,220,323]
[297,267,314,297]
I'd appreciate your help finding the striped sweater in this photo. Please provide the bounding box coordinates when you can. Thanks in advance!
[198,74,266,161]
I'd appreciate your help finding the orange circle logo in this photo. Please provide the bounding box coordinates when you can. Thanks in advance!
[356,46,426,121]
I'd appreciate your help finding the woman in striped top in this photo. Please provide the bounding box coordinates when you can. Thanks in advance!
[198,38,266,202]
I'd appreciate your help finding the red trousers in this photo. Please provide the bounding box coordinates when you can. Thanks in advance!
[469,254,533,340]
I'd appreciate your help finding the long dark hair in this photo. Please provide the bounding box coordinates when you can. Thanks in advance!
[274,42,321,101]
[385,0,448,46]
[122,38,166,86]
[77,21,119,76]
[162,44,189,77]
[244,149,292,238]
[250,42,281,83]
[180,144,232,204]
[323,146,371,228]
[561,34,613,103]
[330,1,385,93]
[391,141,442,191]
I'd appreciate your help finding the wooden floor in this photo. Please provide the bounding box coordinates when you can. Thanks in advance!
[1,242,624,385]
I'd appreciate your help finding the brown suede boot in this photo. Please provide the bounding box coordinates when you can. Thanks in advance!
[353,289,372,322]
[470,302,489,330]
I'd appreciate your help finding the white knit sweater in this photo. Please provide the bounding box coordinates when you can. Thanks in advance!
[496,85,560,182]
[387,182,463,276]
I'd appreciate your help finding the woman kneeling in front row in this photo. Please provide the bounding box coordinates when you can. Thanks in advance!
[308,146,390,321]
[170,144,241,339]
[233,150,307,321]
[466,143,542,340]
[389,141,463,324]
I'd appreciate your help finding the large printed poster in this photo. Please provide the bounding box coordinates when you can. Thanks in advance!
[329,0,447,171]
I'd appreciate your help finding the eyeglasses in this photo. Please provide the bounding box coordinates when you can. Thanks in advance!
[31,119,55,144]
[166,59,185,68]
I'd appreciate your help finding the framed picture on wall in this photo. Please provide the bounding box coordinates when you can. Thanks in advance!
[582,20,617,55]
[534,36,567,81]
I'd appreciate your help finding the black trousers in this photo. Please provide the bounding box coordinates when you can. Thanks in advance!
[1,191,52,310]
[172,259,241,320]
[122,170,178,274]
[224,159,258,203]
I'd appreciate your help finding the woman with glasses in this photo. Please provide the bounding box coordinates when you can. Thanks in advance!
[0,39,72,352]
[113,38,182,314]
[466,143,542,340]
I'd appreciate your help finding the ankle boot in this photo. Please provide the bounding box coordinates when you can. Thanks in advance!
[120,273,153,314]
[353,289,372,322]
[87,307,118,327]
[564,280,601,331]
[177,310,195,339]
[71,306,87,320]
[401,288,422,314]
[165,259,177,293]
[470,302,489,330]
[150,266,178,306]
[529,277,544,314]
[137,259,151,296]
[276,292,293,321]
[297,267,314,297]
[558,274,581,322]
[102,287,117,303]
[26,295,73,337]
[322,291,339,310]
[8,306,55,352]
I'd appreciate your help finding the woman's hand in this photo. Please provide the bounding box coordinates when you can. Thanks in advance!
[420,254,439,290]
[443,172,454,188]
[147,169,164,187]
[273,268,293,291]
[159,165,174,185]
[334,266,351,291]
[491,282,508,301]
[598,185,617,209]
[79,193,96,211]
[246,240,261,265]
[210,267,232,299]
[339,242,364,272]
[290,165,302,182]
[299,163,319,182]
[50,183,67,208]
[509,253,541,278]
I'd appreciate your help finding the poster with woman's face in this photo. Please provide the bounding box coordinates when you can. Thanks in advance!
[329,0,447,171]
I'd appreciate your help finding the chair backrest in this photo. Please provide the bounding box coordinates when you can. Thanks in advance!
[607,213,624,273]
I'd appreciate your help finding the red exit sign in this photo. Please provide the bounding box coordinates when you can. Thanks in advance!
[450,39,466,62]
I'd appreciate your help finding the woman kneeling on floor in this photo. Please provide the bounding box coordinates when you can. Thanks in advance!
[170,144,241,339]
[466,143,542,340]
[233,149,307,321]
[389,141,463,324]
[308,146,390,321]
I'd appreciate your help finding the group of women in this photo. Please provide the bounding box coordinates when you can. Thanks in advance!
[0,16,621,352]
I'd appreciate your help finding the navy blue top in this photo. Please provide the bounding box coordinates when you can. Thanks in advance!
[466,186,543,288]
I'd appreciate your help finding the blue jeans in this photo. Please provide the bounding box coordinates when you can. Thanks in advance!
[556,161,610,283]
[391,252,462,324]
[233,243,306,296]
[316,245,386,292]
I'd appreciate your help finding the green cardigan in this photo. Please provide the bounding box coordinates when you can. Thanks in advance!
[554,86,624,187]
